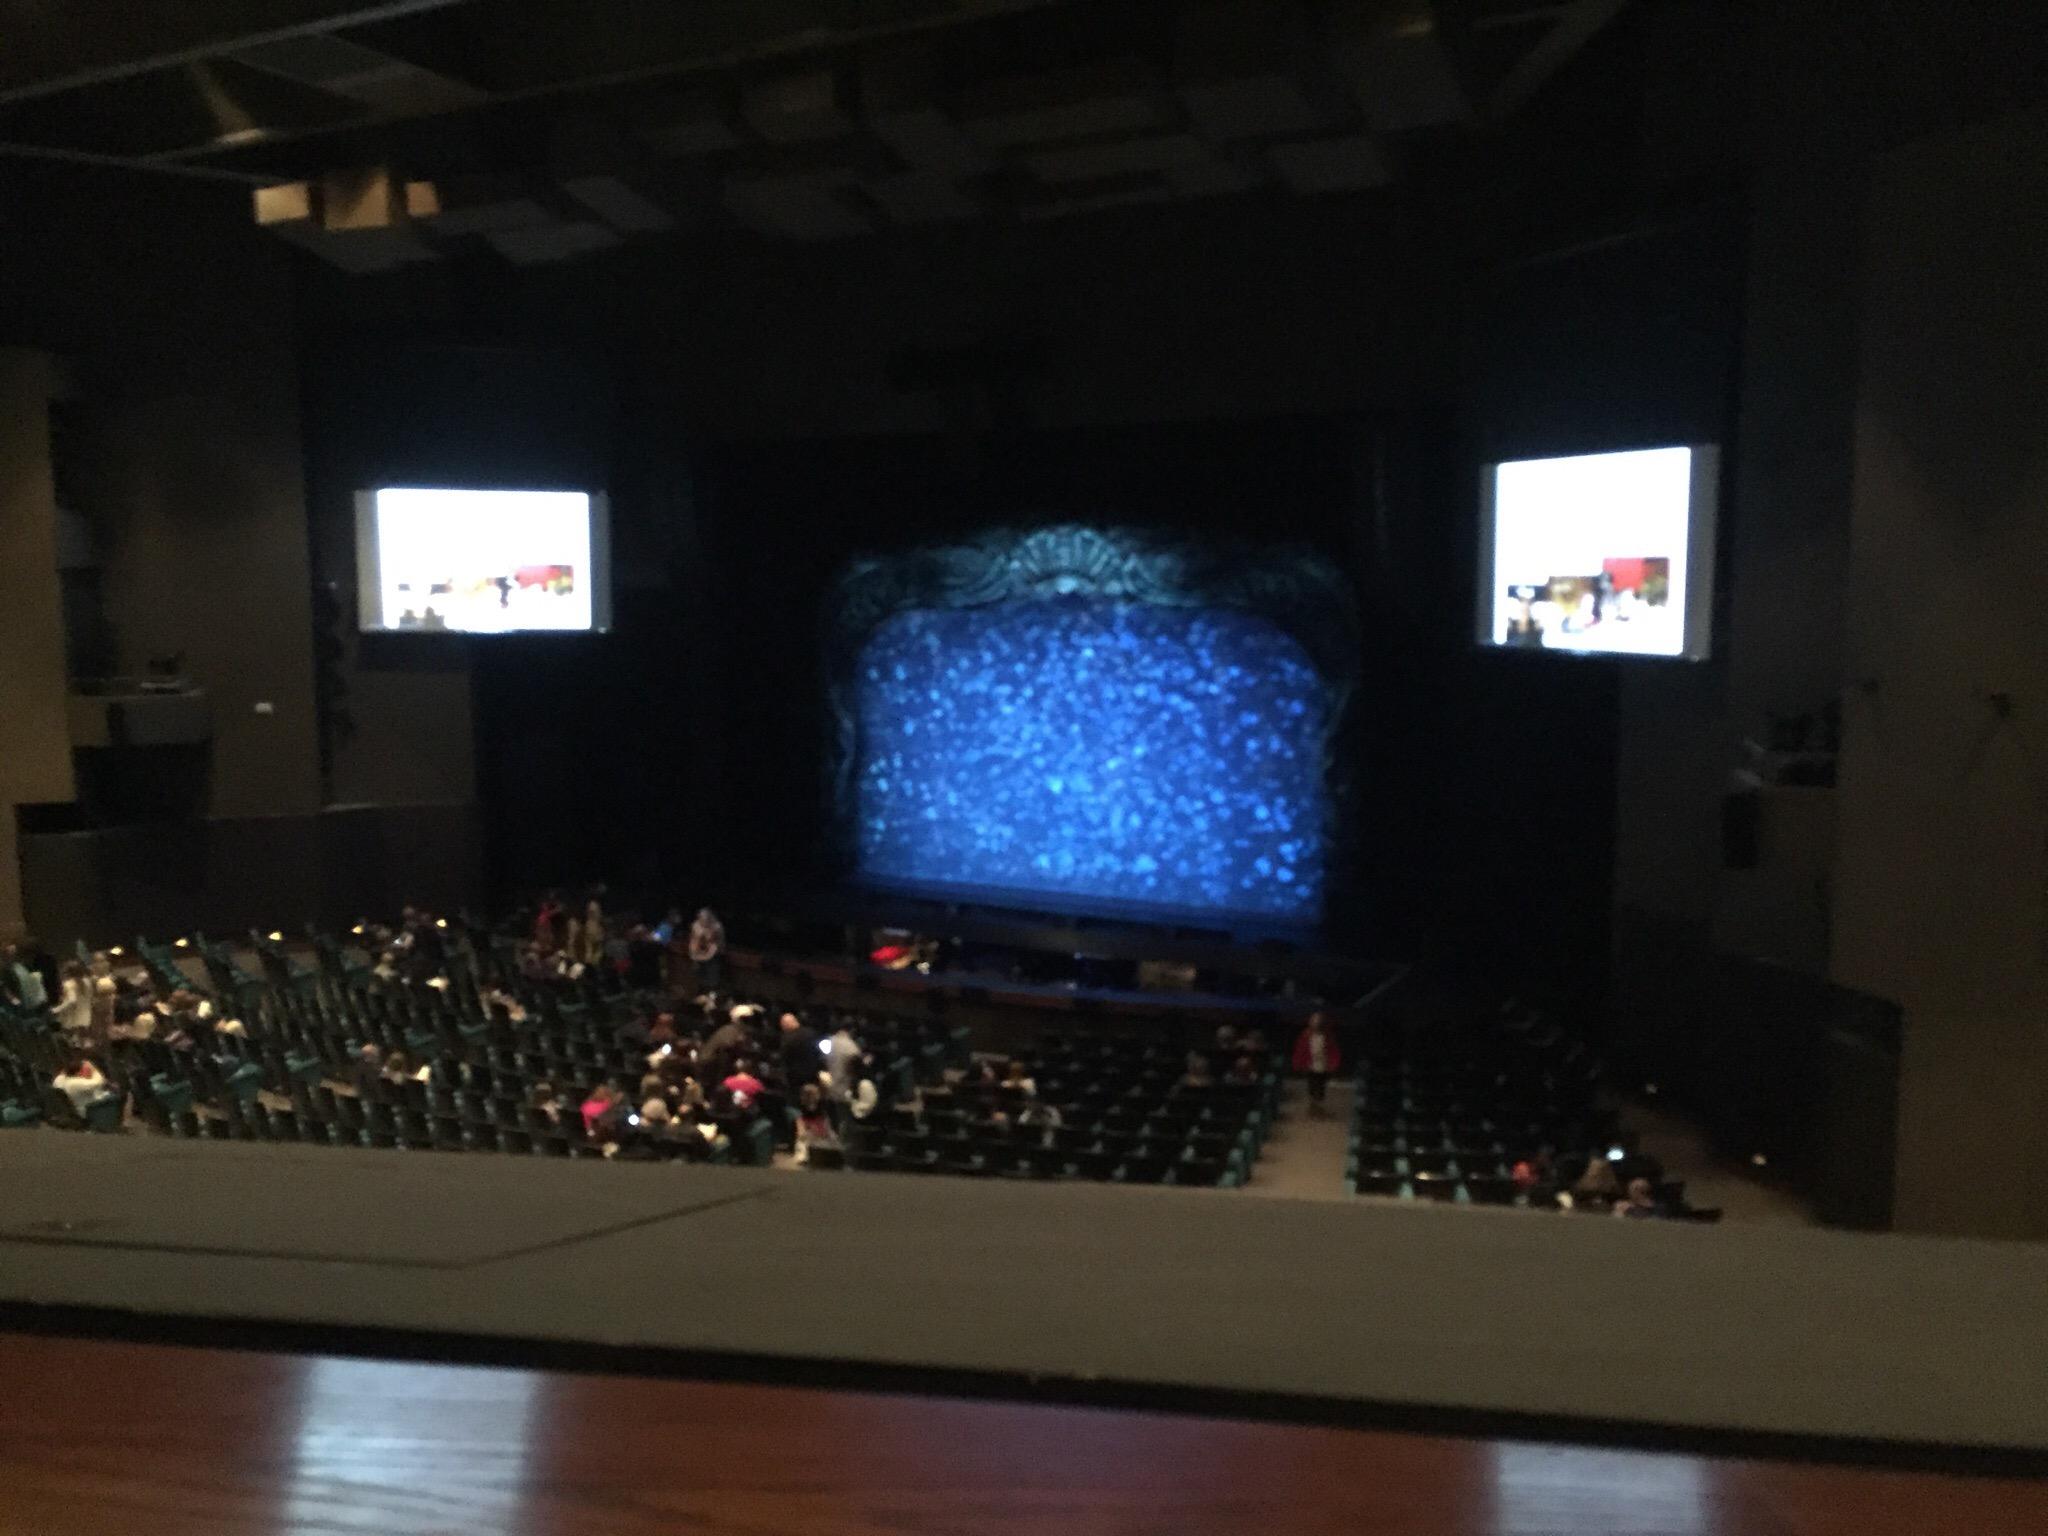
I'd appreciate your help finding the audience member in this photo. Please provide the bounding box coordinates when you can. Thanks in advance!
[1291,1012,1340,1116]
[825,1024,863,1099]
[778,1012,823,1090]
[353,1043,384,1097]
[1180,1051,1215,1090]
[1017,1098,1062,1145]
[1615,1177,1661,1219]
[52,1056,110,1116]
[111,1001,156,1042]
[533,893,564,948]
[483,984,528,1024]
[1573,1155,1621,1203]
[54,962,94,1038]
[580,1082,625,1139]
[574,898,606,969]
[2,940,48,1010]
[688,907,726,990]
[793,1084,837,1166]
[1002,1059,1036,1096]
[1224,1054,1259,1086]
[701,1006,752,1073]
[529,1081,564,1125]
[85,972,117,1045]
[722,1058,765,1108]
[848,1054,882,1121]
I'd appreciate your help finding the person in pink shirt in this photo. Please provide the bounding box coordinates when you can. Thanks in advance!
[721,1058,764,1107]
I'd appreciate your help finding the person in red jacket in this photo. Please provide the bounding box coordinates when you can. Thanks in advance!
[1291,1012,1341,1116]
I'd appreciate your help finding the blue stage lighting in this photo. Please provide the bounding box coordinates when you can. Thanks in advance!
[853,597,1327,918]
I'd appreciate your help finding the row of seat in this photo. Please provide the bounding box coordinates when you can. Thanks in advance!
[1344,1007,1608,1210]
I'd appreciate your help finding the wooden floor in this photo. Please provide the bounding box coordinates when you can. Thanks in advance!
[2,1333,2040,1535]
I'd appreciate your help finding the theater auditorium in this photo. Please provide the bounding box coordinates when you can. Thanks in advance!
[1,2,2045,1531]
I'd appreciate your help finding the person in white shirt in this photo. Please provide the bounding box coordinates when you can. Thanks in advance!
[848,1055,881,1121]
[54,963,94,1037]
[825,1027,862,1100]
[91,973,118,1035]
[53,1057,111,1116]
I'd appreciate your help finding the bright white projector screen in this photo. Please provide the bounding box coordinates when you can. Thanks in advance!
[1477,445,1719,660]
[355,487,610,634]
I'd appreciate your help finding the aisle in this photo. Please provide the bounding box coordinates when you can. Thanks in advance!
[1243,1078,1354,1203]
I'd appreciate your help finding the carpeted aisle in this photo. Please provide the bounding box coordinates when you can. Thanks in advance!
[1244,1079,1354,1202]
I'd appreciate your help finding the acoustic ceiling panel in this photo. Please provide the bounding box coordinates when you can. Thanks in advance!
[742,68,856,143]
[1269,132,1392,192]
[561,173,678,233]
[1023,133,1210,184]
[487,220,623,265]
[725,173,876,239]
[865,170,981,224]
[959,59,1176,149]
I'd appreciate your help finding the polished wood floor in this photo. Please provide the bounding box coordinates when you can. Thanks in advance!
[1,1333,2040,1535]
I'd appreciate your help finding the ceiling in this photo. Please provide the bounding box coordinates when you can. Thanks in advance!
[0,0,1657,268]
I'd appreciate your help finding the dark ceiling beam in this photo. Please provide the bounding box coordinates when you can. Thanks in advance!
[0,141,273,184]
[0,0,470,106]
[1471,4,1572,30]
[160,0,1075,172]
[1484,0,1631,120]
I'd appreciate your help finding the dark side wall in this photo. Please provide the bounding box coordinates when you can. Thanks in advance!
[1834,102,2048,1240]
[0,162,320,819]
[0,163,483,945]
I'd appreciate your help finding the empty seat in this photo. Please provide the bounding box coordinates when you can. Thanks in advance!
[1118,1154,1172,1185]
[1410,1172,1459,1203]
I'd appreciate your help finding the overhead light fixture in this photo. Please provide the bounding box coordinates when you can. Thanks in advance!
[174,938,190,949]
[268,931,284,942]
[436,918,448,929]
[1751,1153,1768,1168]
[351,923,366,935]
[109,946,125,957]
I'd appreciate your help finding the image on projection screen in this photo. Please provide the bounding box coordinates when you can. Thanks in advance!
[1480,446,1714,659]
[853,598,1328,921]
[356,487,602,634]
